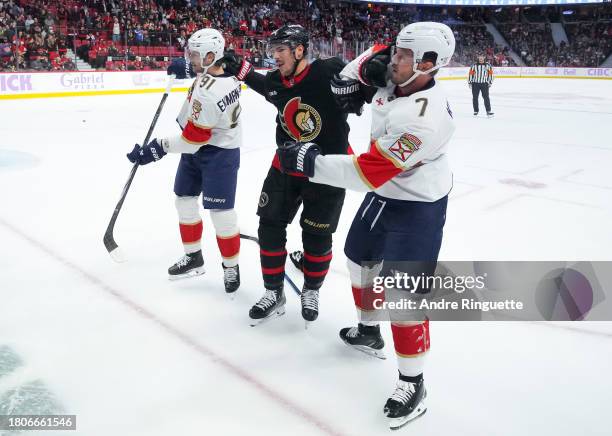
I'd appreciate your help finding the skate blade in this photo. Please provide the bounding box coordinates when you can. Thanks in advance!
[249,306,286,327]
[342,340,386,360]
[388,403,427,430]
[168,267,205,281]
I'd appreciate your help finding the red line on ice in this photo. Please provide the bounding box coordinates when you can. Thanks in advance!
[0,218,350,436]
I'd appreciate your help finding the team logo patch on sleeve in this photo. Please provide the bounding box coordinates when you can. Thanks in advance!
[388,133,422,162]
[191,99,202,121]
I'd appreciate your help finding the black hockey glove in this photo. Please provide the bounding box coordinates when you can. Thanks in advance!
[126,138,167,165]
[222,51,253,81]
[277,141,321,177]
[331,74,367,115]
[359,45,392,88]
[167,57,195,79]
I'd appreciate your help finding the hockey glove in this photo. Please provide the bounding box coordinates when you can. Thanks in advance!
[360,45,392,88]
[277,141,321,177]
[331,74,367,115]
[126,138,167,165]
[222,51,253,81]
[167,57,195,79]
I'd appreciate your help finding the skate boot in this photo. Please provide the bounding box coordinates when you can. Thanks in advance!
[473,111,478,116]
[339,323,386,359]
[487,112,494,118]
[222,264,240,296]
[301,287,319,327]
[384,378,427,430]
[289,250,304,272]
[249,287,286,326]
[168,250,205,280]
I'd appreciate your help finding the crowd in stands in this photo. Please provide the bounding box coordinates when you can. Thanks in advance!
[0,0,75,71]
[498,21,611,67]
[0,1,609,73]
[450,24,515,67]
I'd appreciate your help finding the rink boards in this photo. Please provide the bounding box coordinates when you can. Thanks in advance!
[0,67,611,100]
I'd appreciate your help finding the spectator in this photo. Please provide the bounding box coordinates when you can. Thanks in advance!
[112,17,121,43]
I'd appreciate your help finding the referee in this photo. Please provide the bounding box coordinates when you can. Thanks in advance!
[468,55,494,117]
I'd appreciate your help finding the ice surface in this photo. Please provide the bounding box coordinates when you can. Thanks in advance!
[1,78,611,436]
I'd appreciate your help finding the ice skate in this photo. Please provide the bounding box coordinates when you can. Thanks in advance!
[223,264,240,296]
[301,287,319,328]
[168,250,205,280]
[249,287,286,326]
[385,378,427,430]
[339,323,386,359]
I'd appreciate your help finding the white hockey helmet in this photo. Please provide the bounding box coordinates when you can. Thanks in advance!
[395,22,455,86]
[186,28,225,73]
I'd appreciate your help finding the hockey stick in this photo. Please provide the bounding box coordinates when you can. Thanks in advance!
[239,233,301,295]
[103,76,176,262]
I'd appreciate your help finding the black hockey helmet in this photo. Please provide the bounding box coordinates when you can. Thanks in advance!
[267,24,309,55]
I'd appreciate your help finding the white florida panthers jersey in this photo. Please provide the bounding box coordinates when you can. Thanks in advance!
[165,73,242,153]
[311,47,455,202]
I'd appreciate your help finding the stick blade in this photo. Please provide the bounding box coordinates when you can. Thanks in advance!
[108,246,127,263]
[104,232,126,263]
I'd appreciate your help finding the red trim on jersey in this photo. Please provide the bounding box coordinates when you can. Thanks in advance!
[391,320,430,357]
[182,120,212,144]
[355,142,403,188]
[216,234,240,258]
[351,285,385,312]
[260,248,287,257]
[304,252,333,262]
[262,266,285,275]
[179,221,203,244]
[281,63,311,88]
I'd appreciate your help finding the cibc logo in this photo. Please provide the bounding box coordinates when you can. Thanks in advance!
[0,74,32,92]
[587,69,611,77]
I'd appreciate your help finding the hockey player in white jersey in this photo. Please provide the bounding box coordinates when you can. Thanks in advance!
[277,22,455,429]
[127,28,243,294]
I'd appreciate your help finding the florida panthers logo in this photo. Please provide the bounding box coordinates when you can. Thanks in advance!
[280,97,322,142]
[388,133,422,162]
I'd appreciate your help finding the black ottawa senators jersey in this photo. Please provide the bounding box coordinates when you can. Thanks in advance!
[262,57,350,156]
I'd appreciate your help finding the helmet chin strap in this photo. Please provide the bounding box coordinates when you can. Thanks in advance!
[397,63,440,88]
[285,49,304,79]
[199,57,214,75]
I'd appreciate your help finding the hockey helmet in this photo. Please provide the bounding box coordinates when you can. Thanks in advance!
[267,24,309,56]
[394,22,455,86]
[186,28,225,73]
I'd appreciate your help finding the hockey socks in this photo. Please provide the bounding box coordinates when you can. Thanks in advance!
[211,209,240,267]
[176,196,203,254]
[391,320,430,376]
[260,248,287,290]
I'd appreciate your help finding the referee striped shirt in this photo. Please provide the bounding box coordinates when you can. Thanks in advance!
[468,62,494,85]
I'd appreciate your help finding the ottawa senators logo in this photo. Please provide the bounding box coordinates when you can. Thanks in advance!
[280,97,322,142]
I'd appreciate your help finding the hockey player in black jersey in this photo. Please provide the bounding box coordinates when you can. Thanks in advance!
[223,25,350,326]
